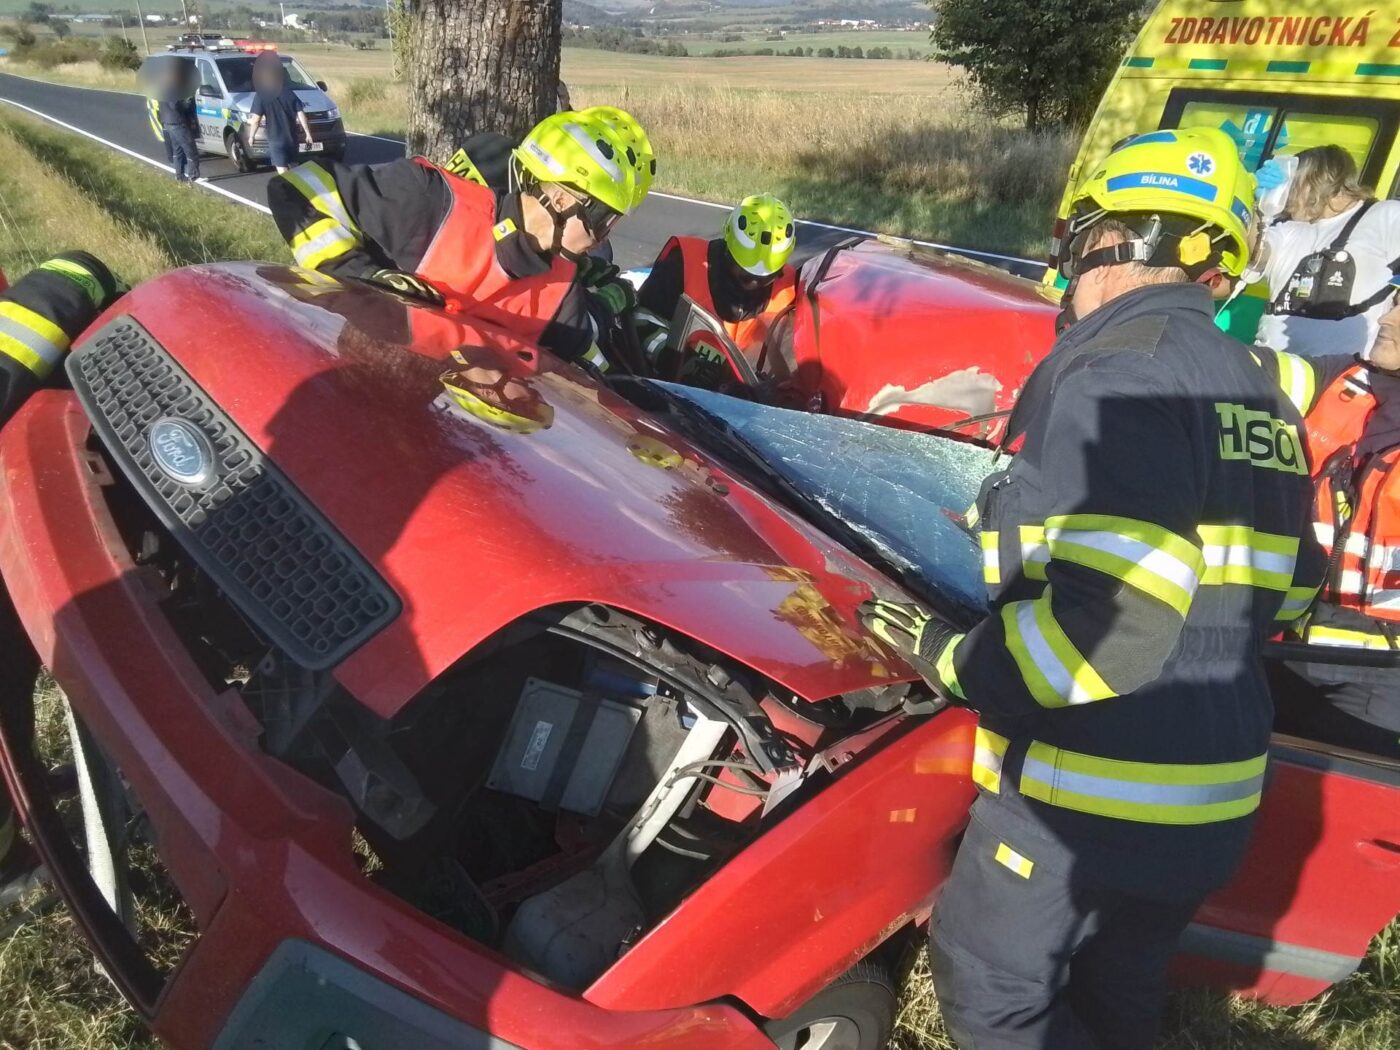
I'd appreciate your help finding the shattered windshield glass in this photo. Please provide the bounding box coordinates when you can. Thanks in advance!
[654,384,996,619]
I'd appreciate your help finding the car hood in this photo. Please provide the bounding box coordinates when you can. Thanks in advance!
[228,87,334,113]
[97,264,913,716]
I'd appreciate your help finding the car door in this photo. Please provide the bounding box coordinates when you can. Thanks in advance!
[1170,649,1400,1005]
[193,59,224,149]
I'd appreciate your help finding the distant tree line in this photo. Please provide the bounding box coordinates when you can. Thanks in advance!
[564,26,688,56]
[710,44,920,59]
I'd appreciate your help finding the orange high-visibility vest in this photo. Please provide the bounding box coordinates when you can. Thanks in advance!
[1305,365,1400,622]
[413,158,576,345]
[665,235,797,359]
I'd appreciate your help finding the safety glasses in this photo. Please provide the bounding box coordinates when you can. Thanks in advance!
[558,187,623,239]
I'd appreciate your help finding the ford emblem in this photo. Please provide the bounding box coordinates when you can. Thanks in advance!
[148,417,214,486]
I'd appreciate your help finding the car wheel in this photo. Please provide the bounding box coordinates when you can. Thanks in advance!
[764,961,897,1050]
[227,131,255,173]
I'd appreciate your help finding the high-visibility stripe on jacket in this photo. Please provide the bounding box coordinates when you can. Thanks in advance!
[0,253,119,429]
[946,285,1324,897]
[666,235,796,359]
[280,161,364,272]
[147,98,164,142]
[1303,364,1400,625]
[411,159,577,347]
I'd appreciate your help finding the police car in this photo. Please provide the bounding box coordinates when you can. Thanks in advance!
[172,48,346,171]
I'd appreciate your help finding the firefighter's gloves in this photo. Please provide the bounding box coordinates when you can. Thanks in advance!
[578,256,637,320]
[858,598,965,702]
[367,268,445,307]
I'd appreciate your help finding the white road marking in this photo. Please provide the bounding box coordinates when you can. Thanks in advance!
[0,94,273,214]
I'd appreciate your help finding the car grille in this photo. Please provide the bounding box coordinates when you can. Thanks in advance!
[67,315,400,670]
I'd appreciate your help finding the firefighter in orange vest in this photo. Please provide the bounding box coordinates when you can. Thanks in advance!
[1263,297,1400,757]
[266,109,650,371]
[635,194,797,384]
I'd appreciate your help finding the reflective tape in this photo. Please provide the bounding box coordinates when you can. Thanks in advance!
[1197,524,1298,591]
[1306,624,1395,650]
[994,842,1034,879]
[1272,351,1317,415]
[971,725,1009,794]
[1045,514,1203,616]
[1275,583,1319,622]
[581,344,610,373]
[283,162,359,235]
[1313,523,1368,557]
[1021,742,1267,824]
[290,217,358,270]
[37,257,106,306]
[935,633,966,701]
[981,529,1001,584]
[1019,524,1048,581]
[1002,597,1114,708]
[0,301,68,378]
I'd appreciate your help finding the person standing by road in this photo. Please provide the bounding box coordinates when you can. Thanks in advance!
[1254,145,1400,359]
[145,56,200,184]
[245,52,313,176]
[859,128,1323,1050]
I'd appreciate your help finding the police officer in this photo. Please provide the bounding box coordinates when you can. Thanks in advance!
[860,128,1324,1049]
[266,108,651,371]
[0,251,123,908]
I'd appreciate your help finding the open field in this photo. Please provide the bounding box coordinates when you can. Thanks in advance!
[674,29,933,56]
[0,105,1396,1050]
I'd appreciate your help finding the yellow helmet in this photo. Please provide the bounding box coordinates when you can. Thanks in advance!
[579,105,654,210]
[1064,127,1256,279]
[723,194,796,277]
[513,110,643,219]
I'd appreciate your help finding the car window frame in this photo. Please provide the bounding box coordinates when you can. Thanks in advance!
[1159,87,1400,194]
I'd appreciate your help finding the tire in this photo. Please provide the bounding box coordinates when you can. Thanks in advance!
[227,130,256,173]
[764,961,897,1050]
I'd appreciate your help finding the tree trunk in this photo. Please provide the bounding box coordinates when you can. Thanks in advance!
[407,0,561,163]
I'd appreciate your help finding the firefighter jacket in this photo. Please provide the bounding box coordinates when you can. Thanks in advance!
[0,253,121,429]
[635,237,797,361]
[943,284,1325,899]
[266,158,605,367]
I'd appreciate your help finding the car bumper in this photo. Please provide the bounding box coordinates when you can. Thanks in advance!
[0,391,772,1050]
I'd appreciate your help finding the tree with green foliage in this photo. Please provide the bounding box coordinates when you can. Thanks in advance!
[930,0,1145,130]
[50,20,69,39]
[101,35,141,72]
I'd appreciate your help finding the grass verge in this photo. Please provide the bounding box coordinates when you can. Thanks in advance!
[0,107,289,281]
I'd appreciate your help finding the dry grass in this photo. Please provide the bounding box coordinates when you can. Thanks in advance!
[0,57,137,93]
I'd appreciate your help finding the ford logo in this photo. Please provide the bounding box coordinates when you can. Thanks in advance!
[148,417,214,486]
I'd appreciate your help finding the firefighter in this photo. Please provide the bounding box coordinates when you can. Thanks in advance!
[1258,297,1400,758]
[266,108,651,371]
[635,193,797,377]
[858,128,1323,1050]
[0,252,123,909]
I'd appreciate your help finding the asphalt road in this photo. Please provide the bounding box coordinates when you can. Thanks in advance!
[0,70,1039,275]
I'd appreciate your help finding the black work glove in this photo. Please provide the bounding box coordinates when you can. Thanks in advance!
[590,276,637,320]
[858,598,966,703]
[366,269,445,307]
[576,254,620,289]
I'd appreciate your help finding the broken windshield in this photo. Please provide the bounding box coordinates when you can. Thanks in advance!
[652,384,996,621]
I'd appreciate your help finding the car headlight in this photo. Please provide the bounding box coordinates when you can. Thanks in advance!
[326,106,340,120]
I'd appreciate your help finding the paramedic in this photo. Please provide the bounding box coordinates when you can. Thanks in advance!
[1255,145,1400,359]
[859,128,1323,1050]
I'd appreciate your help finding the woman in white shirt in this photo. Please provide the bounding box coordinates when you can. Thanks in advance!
[1255,145,1400,359]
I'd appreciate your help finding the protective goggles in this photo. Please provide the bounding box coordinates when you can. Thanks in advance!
[556,187,623,239]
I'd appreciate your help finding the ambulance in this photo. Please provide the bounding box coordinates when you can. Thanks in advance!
[1048,0,1400,338]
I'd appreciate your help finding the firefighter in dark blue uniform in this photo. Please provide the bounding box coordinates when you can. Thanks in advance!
[0,252,123,908]
[861,128,1325,1049]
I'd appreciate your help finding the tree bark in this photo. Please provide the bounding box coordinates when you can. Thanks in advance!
[407,0,561,163]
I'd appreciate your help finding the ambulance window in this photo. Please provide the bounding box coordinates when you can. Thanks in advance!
[1272,111,1379,175]
[1177,101,1277,170]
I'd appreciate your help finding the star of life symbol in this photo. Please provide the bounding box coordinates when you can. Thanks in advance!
[1187,152,1216,176]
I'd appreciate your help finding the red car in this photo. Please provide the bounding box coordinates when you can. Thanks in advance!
[0,250,1396,1050]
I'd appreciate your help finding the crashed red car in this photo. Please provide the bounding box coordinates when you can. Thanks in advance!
[0,247,1396,1050]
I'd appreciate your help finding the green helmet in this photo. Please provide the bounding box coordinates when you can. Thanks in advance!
[513,110,643,218]
[723,194,795,277]
[580,105,655,210]
[1064,127,1256,279]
